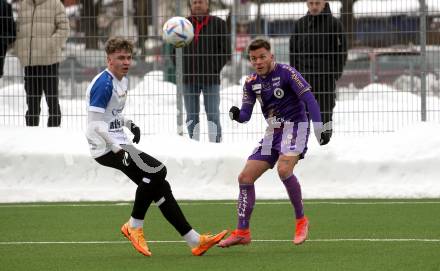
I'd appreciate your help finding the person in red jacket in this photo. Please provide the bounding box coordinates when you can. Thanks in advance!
[178,0,231,143]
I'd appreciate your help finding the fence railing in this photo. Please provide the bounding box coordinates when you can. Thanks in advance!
[0,0,439,142]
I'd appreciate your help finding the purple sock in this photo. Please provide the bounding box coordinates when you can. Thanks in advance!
[237,184,255,230]
[282,175,304,219]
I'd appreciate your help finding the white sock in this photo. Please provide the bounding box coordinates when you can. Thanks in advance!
[129,217,144,229]
[183,229,200,247]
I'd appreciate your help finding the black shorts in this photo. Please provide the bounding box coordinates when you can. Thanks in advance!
[95,145,166,185]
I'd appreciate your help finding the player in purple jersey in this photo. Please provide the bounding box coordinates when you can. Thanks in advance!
[218,38,329,248]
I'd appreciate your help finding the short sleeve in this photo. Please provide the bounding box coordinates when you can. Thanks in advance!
[89,79,113,113]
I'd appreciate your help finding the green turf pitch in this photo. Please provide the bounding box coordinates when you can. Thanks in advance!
[0,200,439,271]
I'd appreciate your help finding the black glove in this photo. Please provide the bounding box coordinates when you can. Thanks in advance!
[229,106,240,121]
[319,129,332,146]
[130,122,141,144]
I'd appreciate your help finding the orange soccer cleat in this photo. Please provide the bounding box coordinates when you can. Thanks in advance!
[293,216,309,245]
[191,230,228,256]
[217,229,251,248]
[121,222,152,256]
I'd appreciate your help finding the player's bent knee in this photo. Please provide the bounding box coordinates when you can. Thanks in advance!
[153,179,173,203]
[238,172,255,184]
[277,167,292,180]
[153,164,167,181]
[160,179,172,193]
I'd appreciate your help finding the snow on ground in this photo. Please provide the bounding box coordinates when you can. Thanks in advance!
[0,72,440,202]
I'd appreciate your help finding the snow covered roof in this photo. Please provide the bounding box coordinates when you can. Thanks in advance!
[353,0,440,19]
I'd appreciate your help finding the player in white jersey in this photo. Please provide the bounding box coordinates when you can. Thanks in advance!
[85,37,226,257]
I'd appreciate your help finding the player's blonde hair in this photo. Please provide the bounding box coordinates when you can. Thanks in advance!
[105,37,134,55]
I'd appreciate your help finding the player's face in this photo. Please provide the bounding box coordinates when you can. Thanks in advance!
[107,50,132,80]
[191,0,209,16]
[307,0,326,15]
[249,47,274,76]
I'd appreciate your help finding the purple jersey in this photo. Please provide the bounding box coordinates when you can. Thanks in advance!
[242,63,311,124]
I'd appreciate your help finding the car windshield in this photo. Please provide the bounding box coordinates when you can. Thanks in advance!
[376,53,421,70]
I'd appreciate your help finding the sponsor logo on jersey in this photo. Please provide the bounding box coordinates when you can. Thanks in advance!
[109,119,122,129]
[252,84,262,91]
[291,72,305,89]
[274,88,285,99]
[272,77,280,82]
[262,82,271,90]
[282,64,295,73]
[273,81,281,87]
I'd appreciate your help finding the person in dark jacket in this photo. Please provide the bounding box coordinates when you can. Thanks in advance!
[179,0,231,143]
[0,0,16,78]
[289,0,347,141]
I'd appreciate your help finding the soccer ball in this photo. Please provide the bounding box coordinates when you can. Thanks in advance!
[162,17,194,48]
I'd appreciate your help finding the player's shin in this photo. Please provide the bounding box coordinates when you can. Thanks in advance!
[131,181,155,220]
[282,174,304,219]
[237,184,255,230]
[154,180,193,236]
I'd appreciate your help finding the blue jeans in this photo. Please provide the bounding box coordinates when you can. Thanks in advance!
[182,84,222,142]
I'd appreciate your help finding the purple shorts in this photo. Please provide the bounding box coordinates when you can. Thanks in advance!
[248,122,310,168]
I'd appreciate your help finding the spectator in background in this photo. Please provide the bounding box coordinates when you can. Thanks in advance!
[234,21,251,79]
[178,0,231,142]
[235,22,251,54]
[0,0,16,78]
[15,0,69,127]
[289,0,347,142]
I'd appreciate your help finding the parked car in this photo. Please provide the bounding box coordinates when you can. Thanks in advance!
[337,46,440,89]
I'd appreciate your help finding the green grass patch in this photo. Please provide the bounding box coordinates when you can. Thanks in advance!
[0,200,439,271]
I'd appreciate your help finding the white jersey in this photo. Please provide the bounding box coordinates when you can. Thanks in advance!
[85,69,130,158]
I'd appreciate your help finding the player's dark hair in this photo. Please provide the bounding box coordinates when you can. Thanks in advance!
[105,37,134,55]
[247,38,271,54]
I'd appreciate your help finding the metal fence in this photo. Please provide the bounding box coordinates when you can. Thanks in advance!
[0,0,439,142]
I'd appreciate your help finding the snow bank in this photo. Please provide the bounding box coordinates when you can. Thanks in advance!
[1,122,439,203]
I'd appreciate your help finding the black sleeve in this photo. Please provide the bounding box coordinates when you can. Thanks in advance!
[289,20,300,68]
[1,2,16,45]
[218,18,231,68]
[334,19,348,80]
[289,33,296,67]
